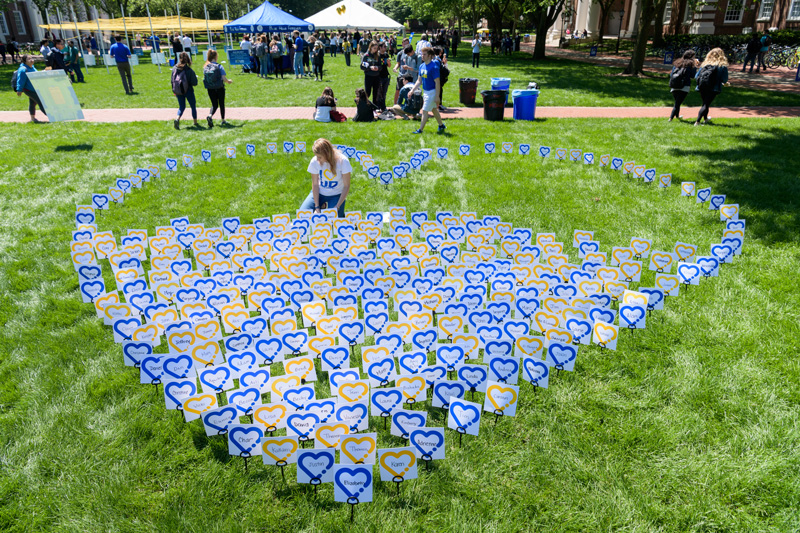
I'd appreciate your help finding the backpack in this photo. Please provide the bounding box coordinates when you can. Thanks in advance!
[172,67,190,95]
[439,62,450,84]
[669,66,688,89]
[10,69,18,91]
[408,89,423,114]
[203,62,223,89]
[747,38,761,54]
[696,65,717,91]
[763,34,772,46]
[255,42,266,57]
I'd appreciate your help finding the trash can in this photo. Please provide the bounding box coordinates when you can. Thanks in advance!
[511,89,538,101]
[169,58,175,67]
[459,78,479,106]
[481,90,507,121]
[513,90,539,121]
[490,77,511,106]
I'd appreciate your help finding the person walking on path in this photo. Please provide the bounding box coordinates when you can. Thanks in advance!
[171,52,199,129]
[742,34,762,74]
[110,35,134,94]
[471,34,481,68]
[408,46,445,135]
[299,138,352,218]
[694,48,729,126]
[203,49,232,127]
[668,50,698,122]
[361,41,382,106]
[758,29,771,71]
[293,31,305,78]
[65,40,85,83]
[15,55,47,122]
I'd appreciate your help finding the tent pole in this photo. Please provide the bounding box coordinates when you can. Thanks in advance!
[205,4,212,55]
[225,4,231,53]
[146,3,161,73]
[71,4,89,76]
[120,3,133,72]
[94,6,110,73]
[191,12,196,47]
[45,8,52,40]
[55,6,65,40]
[177,3,183,46]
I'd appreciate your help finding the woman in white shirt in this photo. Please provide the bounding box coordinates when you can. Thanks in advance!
[313,86,337,122]
[299,138,352,217]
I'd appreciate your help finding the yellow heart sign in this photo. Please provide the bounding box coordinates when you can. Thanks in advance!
[486,384,517,411]
[262,438,298,463]
[515,335,544,357]
[594,322,618,342]
[183,394,217,415]
[599,154,610,166]
[315,423,349,448]
[341,436,376,464]
[339,381,369,403]
[534,310,560,331]
[380,450,416,478]
[397,376,426,400]
[271,375,302,400]
[659,174,672,187]
[720,205,739,219]
[502,142,513,153]
[191,341,221,366]
[285,357,315,380]
[555,148,567,160]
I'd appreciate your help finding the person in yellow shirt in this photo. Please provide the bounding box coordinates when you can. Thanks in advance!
[342,35,353,67]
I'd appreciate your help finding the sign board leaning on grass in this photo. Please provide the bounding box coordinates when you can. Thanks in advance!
[27,70,84,123]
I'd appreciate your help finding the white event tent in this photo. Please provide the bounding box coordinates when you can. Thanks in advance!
[306,0,404,31]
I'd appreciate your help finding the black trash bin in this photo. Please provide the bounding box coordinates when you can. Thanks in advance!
[459,78,479,106]
[481,90,507,121]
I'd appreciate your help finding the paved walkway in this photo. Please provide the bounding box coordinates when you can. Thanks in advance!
[0,105,797,123]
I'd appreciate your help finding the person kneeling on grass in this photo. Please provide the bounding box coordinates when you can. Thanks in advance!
[172,52,199,129]
[391,75,422,120]
[408,47,445,134]
[299,138,352,218]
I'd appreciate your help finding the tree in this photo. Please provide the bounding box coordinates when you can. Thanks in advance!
[591,0,615,43]
[622,0,669,75]
[481,0,513,36]
[531,0,565,59]
[375,0,413,24]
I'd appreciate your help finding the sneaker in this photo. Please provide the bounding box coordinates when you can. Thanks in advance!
[220,120,228,125]
[173,119,180,130]
[412,128,423,134]
[437,124,446,134]
[207,115,213,128]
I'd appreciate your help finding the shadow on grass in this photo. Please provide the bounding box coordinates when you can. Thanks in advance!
[54,143,93,152]
[668,126,800,244]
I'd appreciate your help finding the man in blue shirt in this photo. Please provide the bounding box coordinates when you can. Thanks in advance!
[407,47,445,134]
[293,30,304,78]
[109,35,134,94]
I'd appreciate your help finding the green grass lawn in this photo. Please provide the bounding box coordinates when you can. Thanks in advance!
[2,47,800,112]
[1,117,799,531]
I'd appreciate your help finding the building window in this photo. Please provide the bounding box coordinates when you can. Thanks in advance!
[13,11,25,34]
[0,13,8,36]
[757,0,774,19]
[789,0,800,19]
[684,4,694,22]
[664,0,672,23]
[723,1,744,22]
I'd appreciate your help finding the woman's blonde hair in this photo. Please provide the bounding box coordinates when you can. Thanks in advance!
[313,138,340,175]
[702,48,729,68]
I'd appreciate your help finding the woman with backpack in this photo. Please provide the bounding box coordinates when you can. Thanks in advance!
[203,49,232,128]
[694,48,729,126]
[361,41,382,106]
[14,54,46,123]
[668,50,698,122]
[270,36,284,78]
[171,52,199,130]
[256,35,269,78]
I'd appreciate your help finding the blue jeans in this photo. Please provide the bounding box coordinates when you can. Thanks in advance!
[69,63,84,82]
[176,90,197,119]
[294,52,304,75]
[259,56,269,76]
[300,191,345,217]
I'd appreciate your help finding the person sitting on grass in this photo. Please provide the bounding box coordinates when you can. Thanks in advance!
[314,86,337,122]
[299,138,352,218]
[390,75,422,120]
[353,87,378,122]
[407,47,445,134]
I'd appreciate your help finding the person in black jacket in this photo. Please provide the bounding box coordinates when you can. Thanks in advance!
[47,39,67,71]
[361,41,381,105]
[353,87,377,122]
[668,50,698,122]
[172,52,199,129]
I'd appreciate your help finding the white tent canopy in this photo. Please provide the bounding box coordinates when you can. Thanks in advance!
[306,0,403,31]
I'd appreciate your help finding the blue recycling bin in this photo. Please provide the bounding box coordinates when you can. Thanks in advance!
[513,90,539,121]
[491,77,511,106]
[511,89,538,101]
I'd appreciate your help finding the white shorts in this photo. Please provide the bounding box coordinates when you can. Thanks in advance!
[422,89,437,112]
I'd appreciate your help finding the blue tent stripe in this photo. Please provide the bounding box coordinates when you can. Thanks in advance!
[223,1,314,34]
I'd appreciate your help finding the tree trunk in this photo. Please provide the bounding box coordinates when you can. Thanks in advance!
[597,8,609,43]
[652,0,667,47]
[622,0,666,75]
[533,9,548,59]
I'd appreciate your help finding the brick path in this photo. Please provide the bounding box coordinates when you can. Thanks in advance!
[0,104,797,123]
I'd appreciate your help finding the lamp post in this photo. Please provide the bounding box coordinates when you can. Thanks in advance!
[560,9,566,44]
[615,8,625,54]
